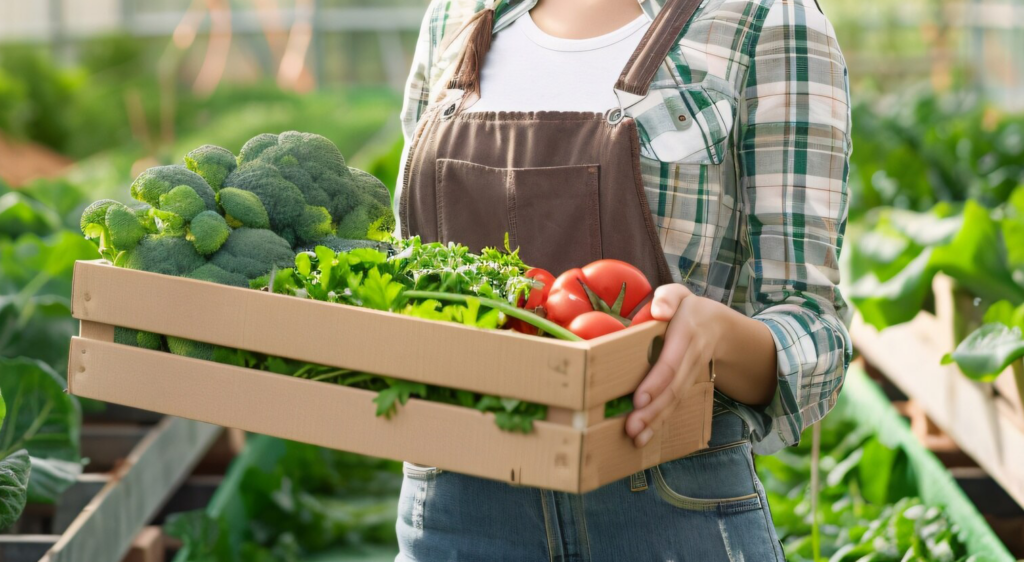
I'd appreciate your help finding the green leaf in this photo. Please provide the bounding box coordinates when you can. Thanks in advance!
[943,323,1024,381]
[0,449,30,531]
[0,357,82,503]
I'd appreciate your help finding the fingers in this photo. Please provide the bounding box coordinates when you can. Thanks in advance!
[632,313,692,411]
[650,284,692,321]
[626,345,702,444]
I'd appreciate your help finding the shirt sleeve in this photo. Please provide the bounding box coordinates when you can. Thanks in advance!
[393,0,442,236]
[737,0,854,455]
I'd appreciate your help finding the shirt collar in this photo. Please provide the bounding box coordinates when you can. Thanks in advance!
[491,0,663,34]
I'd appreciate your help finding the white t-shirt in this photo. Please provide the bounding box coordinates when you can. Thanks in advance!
[467,12,651,113]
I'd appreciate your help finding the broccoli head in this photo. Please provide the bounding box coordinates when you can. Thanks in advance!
[186,263,249,287]
[333,169,394,241]
[130,165,217,212]
[185,145,237,191]
[237,133,281,166]
[158,185,207,222]
[189,211,230,255]
[80,199,120,234]
[123,235,206,277]
[105,204,147,251]
[222,161,306,242]
[114,327,164,351]
[217,187,270,229]
[294,205,334,245]
[209,227,295,280]
[167,336,215,361]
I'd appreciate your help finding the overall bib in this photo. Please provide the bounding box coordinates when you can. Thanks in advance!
[396,0,786,560]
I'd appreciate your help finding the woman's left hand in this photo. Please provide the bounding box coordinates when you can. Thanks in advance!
[624,283,720,448]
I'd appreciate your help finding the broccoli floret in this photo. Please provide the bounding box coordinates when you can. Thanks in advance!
[237,133,280,166]
[186,263,249,287]
[158,185,207,222]
[114,327,164,350]
[105,204,147,251]
[294,205,333,245]
[222,161,306,241]
[130,165,217,212]
[189,211,230,255]
[80,199,120,234]
[335,198,395,241]
[217,187,270,229]
[209,227,294,280]
[348,168,392,207]
[185,145,237,191]
[123,235,206,277]
[167,336,215,361]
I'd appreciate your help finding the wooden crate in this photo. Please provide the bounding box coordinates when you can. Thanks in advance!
[852,274,1024,509]
[66,260,713,494]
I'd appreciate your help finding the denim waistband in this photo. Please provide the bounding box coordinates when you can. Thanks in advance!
[705,403,749,449]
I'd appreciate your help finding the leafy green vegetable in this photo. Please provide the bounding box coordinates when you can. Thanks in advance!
[0,358,82,504]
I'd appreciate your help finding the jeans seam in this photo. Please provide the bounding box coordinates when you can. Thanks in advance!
[539,490,559,562]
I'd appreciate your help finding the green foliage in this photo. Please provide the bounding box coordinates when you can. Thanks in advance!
[167,337,216,362]
[0,449,30,532]
[189,211,230,255]
[105,204,146,252]
[166,437,401,562]
[186,263,248,288]
[216,187,270,229]
[185,145,237,191]
[756,406,969,562]
[0,192,62,238]
[942,322,1024,381]
[0,358,82,505]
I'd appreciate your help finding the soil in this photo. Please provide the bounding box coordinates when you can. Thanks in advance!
[0,132,73,187]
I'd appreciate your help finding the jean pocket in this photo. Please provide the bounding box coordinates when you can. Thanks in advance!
[651,441,762,513]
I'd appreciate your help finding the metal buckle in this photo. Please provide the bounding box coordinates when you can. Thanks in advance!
[607,87,648,125]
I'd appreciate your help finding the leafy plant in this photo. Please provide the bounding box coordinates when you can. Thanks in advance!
[0,358,82,506]
[756,405,970,561]
[0,389,30,531]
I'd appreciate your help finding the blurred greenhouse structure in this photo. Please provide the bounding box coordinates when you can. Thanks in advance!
[1,1,1024,561]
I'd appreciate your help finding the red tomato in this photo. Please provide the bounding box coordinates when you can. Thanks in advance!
[507,317,538,336]
[568,311,627,340]
[631,301,654,325]
[545,288,593,326]
[523,268,555,309]
[550,268,588,301]
[581,260,651,317]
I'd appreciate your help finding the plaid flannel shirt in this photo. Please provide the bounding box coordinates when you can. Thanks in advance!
[396,0,853,455]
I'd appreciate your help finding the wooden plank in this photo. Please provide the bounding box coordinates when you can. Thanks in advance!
[39,417,222,562]
[79,320,114,343]
[68,337,586,492]
[121,527,163,562]
[583,321,666,408]
[71,260,590,409]
[852,312,1024,510]
[579,381,713,492]
[52,475,109,534]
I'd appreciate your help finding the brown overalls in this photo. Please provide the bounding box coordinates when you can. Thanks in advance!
[399,0,708,290]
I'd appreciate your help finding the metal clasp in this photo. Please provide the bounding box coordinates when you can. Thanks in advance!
[607,87,648,125]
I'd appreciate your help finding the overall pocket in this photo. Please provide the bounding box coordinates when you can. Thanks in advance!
[435,159,603,274]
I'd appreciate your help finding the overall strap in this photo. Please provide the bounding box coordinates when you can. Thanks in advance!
[614,0,703,97]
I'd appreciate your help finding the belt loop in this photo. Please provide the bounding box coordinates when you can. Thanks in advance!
[629,470,649,492]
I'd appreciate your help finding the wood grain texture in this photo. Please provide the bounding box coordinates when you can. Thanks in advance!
[68,338,584,492]
[583,321,667,408]
[71,260,589,409]
[578,380,713,493]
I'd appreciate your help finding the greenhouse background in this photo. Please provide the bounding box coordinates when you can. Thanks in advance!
[0,0,1023,561]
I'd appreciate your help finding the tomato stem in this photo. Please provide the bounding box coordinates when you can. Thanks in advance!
[403,290,583,342]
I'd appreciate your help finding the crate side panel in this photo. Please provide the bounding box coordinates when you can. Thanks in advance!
[70,261,587,409]
[68,338,584,492]
[583,321,667,408]
[578,380,713,493]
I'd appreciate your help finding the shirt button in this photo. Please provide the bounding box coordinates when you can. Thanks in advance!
[678,115,687,122]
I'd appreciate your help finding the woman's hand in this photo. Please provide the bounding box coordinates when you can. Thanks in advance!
[625,284,718,447]
[624,283,779,448]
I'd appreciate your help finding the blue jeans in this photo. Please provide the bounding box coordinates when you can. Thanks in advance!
[396,407,786,561]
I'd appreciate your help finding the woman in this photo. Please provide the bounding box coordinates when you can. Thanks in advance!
[393,0,852,559]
